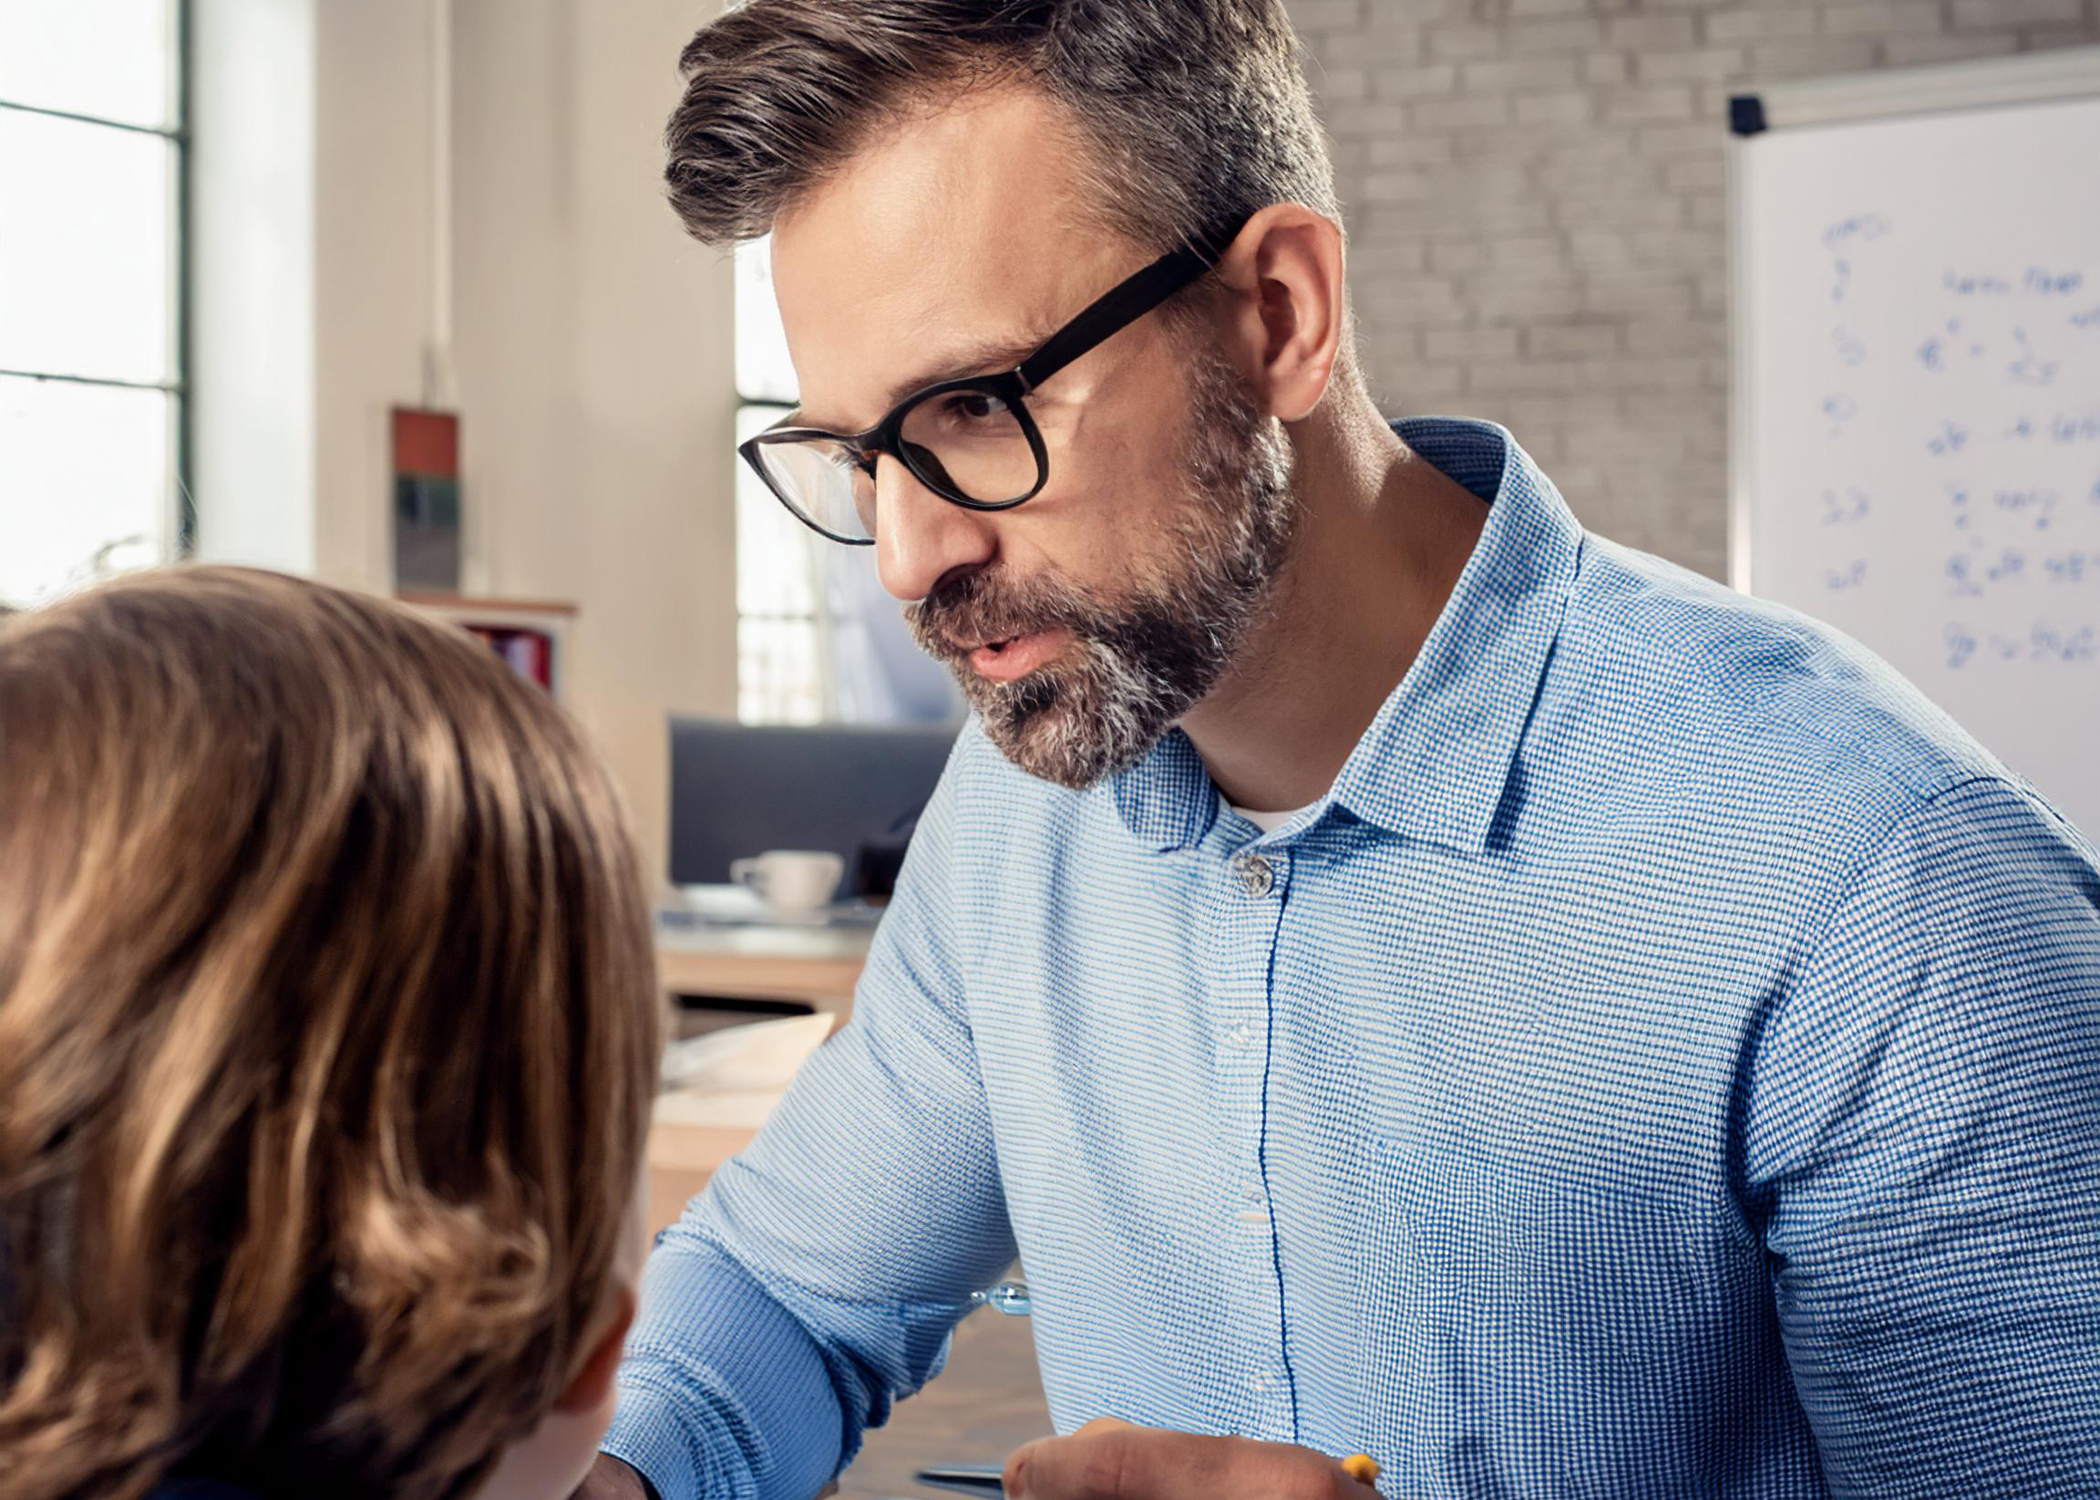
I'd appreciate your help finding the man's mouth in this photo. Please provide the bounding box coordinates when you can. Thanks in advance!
[967,626,1075,683]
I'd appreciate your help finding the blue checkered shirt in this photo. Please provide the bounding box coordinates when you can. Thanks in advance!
[605,419,2100,1499]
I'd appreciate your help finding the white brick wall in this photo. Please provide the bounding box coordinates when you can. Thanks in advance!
[1292,0,2100,576]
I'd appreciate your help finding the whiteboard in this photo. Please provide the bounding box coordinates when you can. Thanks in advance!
[1731,51,2100,839]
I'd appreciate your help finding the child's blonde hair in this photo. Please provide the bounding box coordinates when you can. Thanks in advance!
[0,568,662,1500]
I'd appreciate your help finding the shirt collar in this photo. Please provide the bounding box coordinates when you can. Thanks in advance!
[1112,417,1583,856]
[1112,727,1218,852]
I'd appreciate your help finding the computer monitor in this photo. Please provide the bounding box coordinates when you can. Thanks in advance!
[667,717,963,897]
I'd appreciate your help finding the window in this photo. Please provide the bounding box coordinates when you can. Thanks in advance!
[735,234,828,723]
[732,235,964,727]
[0,0,187,608]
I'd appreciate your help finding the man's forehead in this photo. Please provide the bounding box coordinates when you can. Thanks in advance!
[768,85,1128,426]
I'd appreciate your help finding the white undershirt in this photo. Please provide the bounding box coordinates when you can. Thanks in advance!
[1232,802,1315,834]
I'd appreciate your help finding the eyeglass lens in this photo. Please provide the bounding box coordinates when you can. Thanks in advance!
[757,388,1043,542]
[754,437,877,542]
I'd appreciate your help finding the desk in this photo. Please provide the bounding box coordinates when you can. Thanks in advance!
[645,1014,846,1230]
[656,920,873,1013]
[649,921,867,1232]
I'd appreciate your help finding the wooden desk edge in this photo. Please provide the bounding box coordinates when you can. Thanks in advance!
[657,946,865,1009]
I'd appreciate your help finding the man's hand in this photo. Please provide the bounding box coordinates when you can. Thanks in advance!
[571,1454,653,1500]
[1003,1418,1379,1500]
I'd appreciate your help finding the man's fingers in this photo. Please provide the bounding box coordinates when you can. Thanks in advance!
[1005,1418,1132,1499]
[1004,1421,1365,1500]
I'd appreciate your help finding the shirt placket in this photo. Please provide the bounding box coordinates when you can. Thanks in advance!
[1207,838,1296,1442]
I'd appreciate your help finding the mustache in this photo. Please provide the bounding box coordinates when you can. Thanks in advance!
[906,568,1101,656]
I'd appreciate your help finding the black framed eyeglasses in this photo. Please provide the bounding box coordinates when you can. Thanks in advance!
[738,214,1249,546]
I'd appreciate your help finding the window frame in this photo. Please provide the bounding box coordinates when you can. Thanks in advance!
[0,0,193,561]
[733,235,829,723]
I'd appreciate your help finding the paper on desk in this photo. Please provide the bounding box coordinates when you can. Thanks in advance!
[654,1088,790,1130]
[660,1011,833,1094]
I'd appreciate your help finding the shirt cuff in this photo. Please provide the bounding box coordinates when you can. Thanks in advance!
[600,1234,846,1500]
[599,1376,702,1500]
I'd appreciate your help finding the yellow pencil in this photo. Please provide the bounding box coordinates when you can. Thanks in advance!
[1342,1453,1381,1487]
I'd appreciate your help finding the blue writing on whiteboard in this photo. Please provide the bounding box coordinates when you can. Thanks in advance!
[1947,484,1971,530]
[1947,553,1981,597]
[1946,623,1977,670]
[1944,270,2012,296]
[1823,213,1889,249]
[1994,488,2059,530]
[2008,328,2057,387]
[1927,420,1968,457]
[1832,328,1866,366]
[2043,552,2090,584]
[2031,623,2098,664]
[2072,305,2100,329]
[1823,560,1868,591]
[1917,337,1945,372]
[2024,268,2084,296]
[1821,487,1870,525]
[2049,410,2100,443]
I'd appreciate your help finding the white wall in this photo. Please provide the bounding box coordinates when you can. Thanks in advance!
[452,0,739,883]
[191,0,737,881]
[189,0,318,574]
[310,0,439,592]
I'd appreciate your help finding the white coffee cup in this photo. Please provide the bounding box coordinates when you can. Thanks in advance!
[729,849,846,917]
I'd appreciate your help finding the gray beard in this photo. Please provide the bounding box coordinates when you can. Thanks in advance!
[906,349,1297,790]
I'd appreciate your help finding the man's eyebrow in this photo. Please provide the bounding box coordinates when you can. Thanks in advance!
[883,332,1047,407]
[798,330,1049,434]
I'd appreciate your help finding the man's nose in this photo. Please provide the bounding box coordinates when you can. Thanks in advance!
[873,452,998,603]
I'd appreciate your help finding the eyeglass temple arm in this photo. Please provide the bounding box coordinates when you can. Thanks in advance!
[1014,219,1244,395]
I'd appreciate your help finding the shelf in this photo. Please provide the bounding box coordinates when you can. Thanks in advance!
[401,592,576,701]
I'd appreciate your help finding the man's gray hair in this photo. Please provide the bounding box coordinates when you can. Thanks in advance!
[663,0,1343,259]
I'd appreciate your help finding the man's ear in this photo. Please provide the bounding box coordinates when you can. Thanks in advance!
[552,1284,637,1415]
[1213,202,1348,424]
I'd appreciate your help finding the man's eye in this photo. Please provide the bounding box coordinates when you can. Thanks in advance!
[943,392,1012,423]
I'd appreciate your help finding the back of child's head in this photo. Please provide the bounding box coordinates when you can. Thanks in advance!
[0,567,663,1500]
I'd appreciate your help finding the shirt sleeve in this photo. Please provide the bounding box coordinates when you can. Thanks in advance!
[1743,776,2100,1497]
[601,735,1020,1500]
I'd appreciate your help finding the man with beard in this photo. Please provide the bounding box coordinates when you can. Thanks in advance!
[585,3,2100,1498]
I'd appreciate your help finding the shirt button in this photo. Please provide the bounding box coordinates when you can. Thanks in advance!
[1226,1020,1253,1048]
[1236,854,1275,897]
